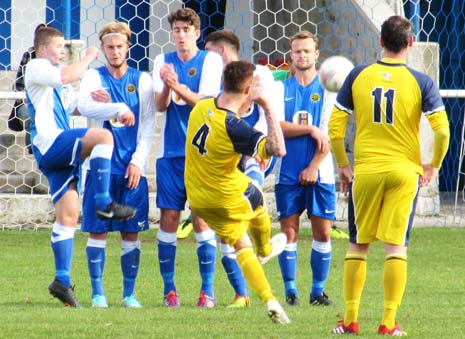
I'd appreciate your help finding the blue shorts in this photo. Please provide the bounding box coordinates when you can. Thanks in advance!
[81,172,149,233]
[275,182,336,221]
[38,128,86,204]
[156,157,186,211]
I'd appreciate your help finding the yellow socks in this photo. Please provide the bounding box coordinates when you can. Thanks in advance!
[382,254,407,328]
[343,250,367,325]
[236,246,275,303]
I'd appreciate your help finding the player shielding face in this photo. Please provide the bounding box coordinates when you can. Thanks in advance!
[273,30,337,307]
[329,15,450,336]
[152,8,223,308]
[25,26,136,308]
[186,60,290,323]
[78,21,156,309]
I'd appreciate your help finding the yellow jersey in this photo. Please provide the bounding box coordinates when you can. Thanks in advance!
[185,97,269,208]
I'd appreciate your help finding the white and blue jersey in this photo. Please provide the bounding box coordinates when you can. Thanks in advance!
[275,75,335,186]
[152,50,223,159]
[274,74,336,220]
[78,66,155,233]
[25,58,84,203]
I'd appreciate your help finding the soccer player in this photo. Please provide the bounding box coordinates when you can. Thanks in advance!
[185,60,289,324]
[329,16,450,336]
[152,8,223,307]
[25,26,136,307]
[203,29,278,308]
[78,21,155,308]
[273,31,337,307]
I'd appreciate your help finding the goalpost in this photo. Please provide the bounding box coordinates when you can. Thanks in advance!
[0,0,463,228]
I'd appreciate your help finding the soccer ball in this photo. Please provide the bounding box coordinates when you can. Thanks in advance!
[319,55,354,92]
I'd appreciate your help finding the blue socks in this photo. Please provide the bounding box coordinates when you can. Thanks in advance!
[278,243,298,297]
[310,240,332,297]
[86,238,106,297]
[121,240,141,298]
[195,229,217,297]
[220,243,248,296]
[89,144,113,210]
[51,222,76,287]
[157,229,177,295]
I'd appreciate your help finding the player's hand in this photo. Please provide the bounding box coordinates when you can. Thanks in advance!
[119,110,135,126]
[249,74,267,107]
[90,88,111,103]
[338,166,353,195]
[160,64,178,88]
[299,166,318,185]
[125,163,141,190]
[253,156,266,171]
[420,163,438,187]
[309,126,330,153]
[85,47,99,61]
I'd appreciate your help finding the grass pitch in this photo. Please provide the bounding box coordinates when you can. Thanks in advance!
[0,226,463,338]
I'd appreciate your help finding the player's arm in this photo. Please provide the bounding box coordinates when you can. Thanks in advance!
[153,55,171,112]
[299,146,330,185]
[60,47,98,85]
[127,72,157,189]
[421,110,450,187]
[250,76,286,158]
[329,105,352,193]
[77,69,132,122]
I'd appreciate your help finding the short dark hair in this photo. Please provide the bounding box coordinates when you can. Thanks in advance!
[223,60,255,94]
[290,30,319,49]
[381,15,413,53]
[168,8,201,30]
[34,27,63,50]
[205,29,240,52]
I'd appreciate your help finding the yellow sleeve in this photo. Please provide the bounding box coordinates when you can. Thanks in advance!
[257,137,272,160]
[329,107,351,167]
[426,111,450,169]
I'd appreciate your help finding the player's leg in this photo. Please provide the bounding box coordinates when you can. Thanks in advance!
[333,174,382,334]
[49,183,81,307]
[376,171,418,336]
[220,240,250,307]
[80,128,135,220]
[274,184,304,305]
[155,158,186,307]
[120,232,142,308]
[308,182,337,305]
[86,233,108,308]
[233,233,290,324]
[193,214,217,308]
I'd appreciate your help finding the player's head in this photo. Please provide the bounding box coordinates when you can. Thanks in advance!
[98,21,131,69]
[205,29,240,64]
[222,60,255,94]
[34,27,66,65]
[168,8,201,51]
[289,30,319,72]
[381,16,414,53]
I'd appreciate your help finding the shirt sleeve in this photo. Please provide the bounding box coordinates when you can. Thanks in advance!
[77,69,129,120]
[198,52,223,97]
[152,54,166,93]
[131,72,156,172]
[25,58,62,89]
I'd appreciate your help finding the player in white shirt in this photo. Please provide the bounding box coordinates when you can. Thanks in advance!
[25,26,136,308]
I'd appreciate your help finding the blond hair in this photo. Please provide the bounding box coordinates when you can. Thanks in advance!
[98,21,131,44]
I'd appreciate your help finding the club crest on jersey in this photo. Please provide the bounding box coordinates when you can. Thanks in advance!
[171,84,189,105]
[311,93,321,102]
[188,67,197,77]
[292,110,313,126]
[127,84,136,93]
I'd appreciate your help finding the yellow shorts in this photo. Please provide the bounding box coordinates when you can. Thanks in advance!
[191,186,268,246]
[349,170,419,246]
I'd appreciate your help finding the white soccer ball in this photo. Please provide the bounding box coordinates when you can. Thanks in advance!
[319,55,354,92]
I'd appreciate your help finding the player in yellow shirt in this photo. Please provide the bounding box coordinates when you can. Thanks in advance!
[329,16,450,336]
[185,60,289,324]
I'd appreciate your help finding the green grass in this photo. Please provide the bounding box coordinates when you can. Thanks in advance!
[0,227,464,338]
